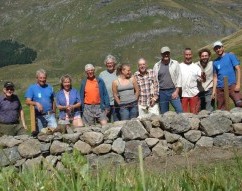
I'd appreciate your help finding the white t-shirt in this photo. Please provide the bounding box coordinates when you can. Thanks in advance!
[180,62,202,97]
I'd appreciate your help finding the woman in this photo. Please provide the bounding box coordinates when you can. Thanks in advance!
[112,64,139,120]
[56,74,84,127]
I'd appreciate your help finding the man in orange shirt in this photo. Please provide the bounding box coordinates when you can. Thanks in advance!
[80,64,110,125]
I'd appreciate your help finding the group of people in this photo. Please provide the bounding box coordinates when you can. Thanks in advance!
[0,41,241,136]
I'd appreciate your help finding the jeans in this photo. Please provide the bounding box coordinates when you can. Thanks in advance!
[159,88,183,114]
[37,113,57,131]
[198,88,214,112]
[107,104,120,122]
[119,101,138,120]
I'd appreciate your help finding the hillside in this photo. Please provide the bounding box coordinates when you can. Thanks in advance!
[1,0,242,91]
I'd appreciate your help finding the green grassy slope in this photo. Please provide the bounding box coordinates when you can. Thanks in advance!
[0,0,242,90]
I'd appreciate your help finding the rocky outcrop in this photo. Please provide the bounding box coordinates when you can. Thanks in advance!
[1,109,242,168]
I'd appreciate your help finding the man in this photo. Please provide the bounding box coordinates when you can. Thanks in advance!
[212,41,242,109]
[99,54,120,122]
[196,48,214,111]
[80,64,110,125]
[0,81,27,136]
[180,48,203,114]
[153,46,183,114]
[25,69,57,133]
[134,58,159,117]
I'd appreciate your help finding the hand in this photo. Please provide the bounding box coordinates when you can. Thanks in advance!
[66,105,73,112]
[201,72,206,82]
[234,84,240,92]
[23,124,27,130]
[211,92,216,100]
[171,91,179,99]
[105,108,110,115]
[150,99,156,107]
[35,102,43,112]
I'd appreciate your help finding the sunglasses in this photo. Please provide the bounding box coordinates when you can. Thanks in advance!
[6,88,14,91]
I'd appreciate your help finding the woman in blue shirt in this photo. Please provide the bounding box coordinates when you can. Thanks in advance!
[56,74,84,127]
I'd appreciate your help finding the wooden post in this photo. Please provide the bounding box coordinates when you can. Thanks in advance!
[30,105,36,132]
[224,76,230,111]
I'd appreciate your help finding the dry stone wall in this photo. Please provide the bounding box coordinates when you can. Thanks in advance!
[1,108,242,169]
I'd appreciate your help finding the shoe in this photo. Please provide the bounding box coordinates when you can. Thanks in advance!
[31,131,39,137]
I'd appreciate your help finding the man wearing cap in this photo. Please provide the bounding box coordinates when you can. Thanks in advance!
[0,82,27,136]
[195,48,214,111]
[80,64,110,125]
[25,69,57,133]
[153,46,183,114]
[180,48,204,114]
[134,58,160,117]
[99,54,120,122]
[212,41,242,109]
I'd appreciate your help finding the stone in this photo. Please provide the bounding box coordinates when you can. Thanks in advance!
[96,153,125,166]
[230,112,242,123]
[152,140,169,157]
[184,130,202,143]
[163,111,176,117]
[180,112,197,118]
[14,158,26,168]
[44,155,59,167]
[188,118,200,130]
[140,120,152,133]
[233,136,242,147]
[23,156,43,169]
[14,135,30,141]
[196,136,213,148]
[0,146,21,167]
[198,110,211,117]
[56,161,65,171]
[178,137,194,152]
[73,140,91,154]
[103,126,122,140]
[0,135,22,148]
[93,144,112,154]
[121,119,148,140]
[50,140,70,155]
[40,143,51,153]
[145,138,159,148]
[62,133,81,143]
[104,140,113,144]
[160,114,190,133]
[73,127,92,134]
[149,128,164,139]
[112,138,125,154]
[213,133,236,147]
[82,132,104,146]
[164,131,181,143]
[124,140,151,161]
[232,123,242,135]
[151,117,161,127]
[53,132,63,140]
[37,134,54,142]
[18,139,41,158]
[200,115,232,136]
[172,141,183,154]
[230,107,242,113]
[210,110,231,119]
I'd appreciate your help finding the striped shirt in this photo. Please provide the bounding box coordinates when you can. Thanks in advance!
[134,69,159,106]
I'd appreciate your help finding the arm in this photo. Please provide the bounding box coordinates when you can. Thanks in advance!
[212,72,217,99]
[132,77,139,100]
[112,80,121,105]
[25,98,43,112]
[20,109,27,130]
[235,65,241,91]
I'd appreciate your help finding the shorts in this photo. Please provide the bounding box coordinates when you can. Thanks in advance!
[82,104,107,125]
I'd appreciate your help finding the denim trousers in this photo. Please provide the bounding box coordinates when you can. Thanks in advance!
[107,104,120,122]
[119,101,138,120]
[159,88,183,114]
[36,113,57,131]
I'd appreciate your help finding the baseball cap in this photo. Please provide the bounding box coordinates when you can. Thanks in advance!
[213,41,223,48]
[4,81,15,88]
[161,46,171,54]
[85,64,95,71]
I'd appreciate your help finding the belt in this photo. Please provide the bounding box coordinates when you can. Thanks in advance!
[0,121,19,125]
[37,111,55,116]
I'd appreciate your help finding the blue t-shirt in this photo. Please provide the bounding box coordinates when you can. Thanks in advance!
[213,53,240,88]
[25,83,54,113]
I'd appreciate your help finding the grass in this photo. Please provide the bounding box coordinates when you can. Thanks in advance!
[0,148,242,191]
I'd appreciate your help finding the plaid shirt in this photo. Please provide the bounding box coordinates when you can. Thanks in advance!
[134,69,159,106]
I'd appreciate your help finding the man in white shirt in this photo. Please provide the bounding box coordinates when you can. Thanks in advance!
[195,48,214,111]
[180,48,203,114]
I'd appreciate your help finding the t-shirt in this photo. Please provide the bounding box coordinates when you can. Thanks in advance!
[158,62,175,89]
[180,62,202,97]
[84,79,100,104]
[99,70,117,105]
[25,83,54,114]
[213,53,240,88]
[0,94,22,123]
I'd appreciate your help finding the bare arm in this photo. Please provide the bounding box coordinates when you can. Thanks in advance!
[235,65,241,91]
[20,109,27,129]
[112,80,121,105]
[132,77,139,100]
[212,73,217,99]
[25,98,43,112]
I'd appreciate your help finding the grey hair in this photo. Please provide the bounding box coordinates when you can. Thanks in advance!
[104,54,117,65]
[36,69,47,78]
[137,57,146,64]
[85,64,95,71]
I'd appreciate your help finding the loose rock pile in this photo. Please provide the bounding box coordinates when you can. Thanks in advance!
[1,108,242,169]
